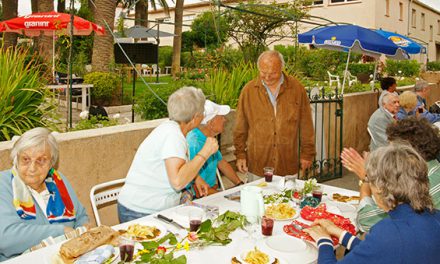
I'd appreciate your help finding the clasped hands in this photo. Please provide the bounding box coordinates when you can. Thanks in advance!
[303,219,345,243]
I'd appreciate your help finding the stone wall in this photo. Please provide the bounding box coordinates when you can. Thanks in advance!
[0,82,438,226]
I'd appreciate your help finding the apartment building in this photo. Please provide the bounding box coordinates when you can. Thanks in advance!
[122,0,440,61]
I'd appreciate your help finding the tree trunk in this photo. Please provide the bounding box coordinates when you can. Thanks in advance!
[171,0,184,78]
[135,0,148,27]
[31,0,38,13]
[57,0,65,13]
[91,0,116,72]
[2,0,18,49]
[37,0,54,65]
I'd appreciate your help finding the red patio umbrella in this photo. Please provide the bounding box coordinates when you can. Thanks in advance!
[0,11,105,36]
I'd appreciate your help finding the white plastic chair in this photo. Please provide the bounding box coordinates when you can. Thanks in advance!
[141,64,152,76]
[327,71,341,90]
[367,127,377,146]
[89,178,125,226]
[216,169,226,191]
[344,70,358,87]
[152,64,161,75]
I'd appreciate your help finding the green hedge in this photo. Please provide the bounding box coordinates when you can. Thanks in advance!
[84,72,120,104]
[384,60,420,77]
[427,61,440,71]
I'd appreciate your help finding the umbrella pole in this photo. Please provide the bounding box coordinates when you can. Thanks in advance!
[68,0,75,129]
[371,60,378,90]
[341,49,351,95]
[52,32,56,83]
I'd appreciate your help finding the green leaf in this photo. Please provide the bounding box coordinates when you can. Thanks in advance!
[198,219,212,233]
[141,241,159,250]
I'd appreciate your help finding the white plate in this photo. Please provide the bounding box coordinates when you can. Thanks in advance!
[327,192,360,205]
[325,201,356,214]
[265,235,307,253]
[237,249,276,264]
[265,203,299,221]
[125,221,167,242]
[73,245,119,264]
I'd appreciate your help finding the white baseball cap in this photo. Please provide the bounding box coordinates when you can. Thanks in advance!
[202,100,231,125]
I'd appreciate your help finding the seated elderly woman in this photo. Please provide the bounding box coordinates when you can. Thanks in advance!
[306,143,440,264]
[117,87,218,223]
[0,128,89,261]
[184,100,243,199]
[342,117,440,232]
[396,91,418,120]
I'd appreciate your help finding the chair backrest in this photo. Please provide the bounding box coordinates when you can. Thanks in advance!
[216,169,226,191]
[367,127,377,146]
[89,178,125,226]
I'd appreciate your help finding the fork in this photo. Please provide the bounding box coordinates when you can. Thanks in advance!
[292,222,305,231]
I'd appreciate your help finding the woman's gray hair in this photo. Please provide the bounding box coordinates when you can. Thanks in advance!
[257,50,285,69]
[167,87,205,123]
[10,127,59,167]
[365,143,433,213]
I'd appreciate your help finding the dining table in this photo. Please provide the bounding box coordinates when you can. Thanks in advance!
[4,176,359,264]
[45,84,93,112]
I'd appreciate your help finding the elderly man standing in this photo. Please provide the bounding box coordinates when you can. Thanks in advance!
[368,93,399,151]
[234,50,316,179]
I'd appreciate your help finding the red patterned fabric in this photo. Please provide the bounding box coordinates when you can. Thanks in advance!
[283,204,356,245]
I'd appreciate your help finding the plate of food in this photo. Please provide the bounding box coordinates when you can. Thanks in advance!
[232,247,278,264]
[265,203,299,221]
[328,192,360,205]
[122,223,166,242]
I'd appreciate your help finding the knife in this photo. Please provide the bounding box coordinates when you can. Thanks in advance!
[156,214,186,230]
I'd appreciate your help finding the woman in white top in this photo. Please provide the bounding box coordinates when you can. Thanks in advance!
[118,87,219,222]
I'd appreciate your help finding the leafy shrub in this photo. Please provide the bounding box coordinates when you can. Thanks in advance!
[427,61,440,71]
[0,47,58,141]
[384,60,420,77]
[135,86,175,120]
[159,46,173,69]
[345,63,376,76]
[72,115,119,131]
[84,72,120,105]
[205,61,258,108]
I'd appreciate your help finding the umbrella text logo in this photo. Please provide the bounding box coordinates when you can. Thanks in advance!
[24,21,50,28]
[388,36,410,47]
[324,36,341,46]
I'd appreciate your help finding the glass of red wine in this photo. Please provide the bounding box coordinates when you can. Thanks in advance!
[312,185,323,203]
[189,209,204,232]
[263,167,274,182]
[119,236,135,262]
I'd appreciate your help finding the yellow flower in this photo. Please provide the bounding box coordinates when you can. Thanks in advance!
[184,241,190,251]
[176,242,182,250]
[134,249,150,259]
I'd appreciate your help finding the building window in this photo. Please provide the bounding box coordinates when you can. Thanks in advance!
[421,13,425,31]
[399,2,403,20]
[183,14,195,22]
[438,20,440,35]
[386,0,390,17]
[430,25,433,42]
[306,0,323,5]
[411,9,416,28]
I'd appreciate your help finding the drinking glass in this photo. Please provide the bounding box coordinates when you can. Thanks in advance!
[189,210,204,232]
[244,215,261,240]
[263,167,274,182]
[261,216,274,236]
[284,175,298,190]
[312,185,323,202]
[119,236,135,262]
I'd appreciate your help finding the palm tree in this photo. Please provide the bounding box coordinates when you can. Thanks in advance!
[1,0,18,49]
[171,0,184,78]
[91,0,117,72]
[37,0,54,64]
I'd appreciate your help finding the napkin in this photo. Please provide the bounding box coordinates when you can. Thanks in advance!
[75,245,114,264]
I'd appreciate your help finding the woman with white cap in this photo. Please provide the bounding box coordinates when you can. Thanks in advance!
[185,100,243,198]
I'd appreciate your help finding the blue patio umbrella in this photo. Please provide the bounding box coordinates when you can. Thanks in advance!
[374,29,425,54]
[298,25,409,93]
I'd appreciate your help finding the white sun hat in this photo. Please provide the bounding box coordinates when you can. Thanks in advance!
[202,100,231,125]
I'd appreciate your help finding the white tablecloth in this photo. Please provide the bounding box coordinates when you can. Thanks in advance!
[4,177,359,264]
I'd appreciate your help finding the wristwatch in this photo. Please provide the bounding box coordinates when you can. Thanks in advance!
[358,180,367,187]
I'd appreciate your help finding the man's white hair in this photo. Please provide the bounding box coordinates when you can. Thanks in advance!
[257,50,285,70]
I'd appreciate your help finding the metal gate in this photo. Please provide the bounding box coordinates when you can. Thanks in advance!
[299,87,344,182]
